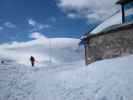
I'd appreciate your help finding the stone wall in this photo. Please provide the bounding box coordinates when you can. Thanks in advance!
[85,28,133,64]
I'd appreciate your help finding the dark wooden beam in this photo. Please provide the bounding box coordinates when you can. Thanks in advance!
[84,44,88,65]
[116,0,133,5]
[116,0,132,23]
[121,4,125,23]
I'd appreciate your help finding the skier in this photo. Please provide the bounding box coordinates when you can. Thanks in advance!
[30,56,35,67]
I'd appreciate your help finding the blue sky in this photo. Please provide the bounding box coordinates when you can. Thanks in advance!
[0,0,132,43]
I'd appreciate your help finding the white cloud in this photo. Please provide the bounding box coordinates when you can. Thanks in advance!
[0,26,3,30]
[67,13,79,19]
[39,24,51,29]
[4,22,16,28]
[28,19,52,31]
[29,32,47,40]
[57,0,120,21]
[86,13,101,20]
[125,8,133,16]
[58,0,89,10]
[28,19,36,26]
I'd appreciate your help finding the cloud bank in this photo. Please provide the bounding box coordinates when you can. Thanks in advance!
[57,0,120,21]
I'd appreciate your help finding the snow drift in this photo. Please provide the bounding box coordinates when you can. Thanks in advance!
[31,55,133,100]
[0,51,133,100]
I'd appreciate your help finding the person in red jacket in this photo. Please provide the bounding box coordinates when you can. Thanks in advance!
[30,56,35,67]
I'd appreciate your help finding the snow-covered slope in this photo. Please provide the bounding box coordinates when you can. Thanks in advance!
[0,52,133,100]
[0,37,84,66]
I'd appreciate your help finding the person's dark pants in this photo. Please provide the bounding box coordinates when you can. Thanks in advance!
[31,62,35,67]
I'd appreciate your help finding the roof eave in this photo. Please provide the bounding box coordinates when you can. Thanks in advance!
[116,0,133,5]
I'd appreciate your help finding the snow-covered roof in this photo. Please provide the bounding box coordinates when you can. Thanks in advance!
[80,6,133,45]
[80,21,133,43]
[97,21,133,33]
[91,12,122,35]
[89,7,133,35]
